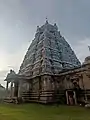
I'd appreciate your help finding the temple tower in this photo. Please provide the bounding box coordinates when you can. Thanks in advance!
[19,21,81,77]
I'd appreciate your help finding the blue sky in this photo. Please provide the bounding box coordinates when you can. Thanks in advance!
[0,0,90,86]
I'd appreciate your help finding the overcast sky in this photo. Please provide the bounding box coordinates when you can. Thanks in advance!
[0,0,90,87]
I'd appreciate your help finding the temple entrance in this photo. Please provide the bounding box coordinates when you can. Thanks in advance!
[66,90,77,105]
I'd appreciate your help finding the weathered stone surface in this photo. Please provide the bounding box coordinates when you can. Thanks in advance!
[19,21,81,77]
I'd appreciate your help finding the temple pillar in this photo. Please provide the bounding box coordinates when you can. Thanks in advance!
[38,77,41,101]
[6,81,9,91]
[40,75,53,103]
[43,75,52,91]
[66,91,69,105]
[14,81,19,97]
[6,81,9,97]
[39,77,41,90]
[11,82,13,97]
[73,91,77,105]
[18,81,22,98]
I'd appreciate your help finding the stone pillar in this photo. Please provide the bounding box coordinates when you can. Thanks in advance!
[14,81,19,97]
[43,76,52,91]
[6,81,9,91]
[73,91,77,105]
[18,81,22,98]
[28,82,31,91]
[81,74,87,101]
[11,82,13,97]
[66,91,69,105]
[6,81,9,97]
[81,74,85,89]
[38,77,41,101]
[39,77,41,90]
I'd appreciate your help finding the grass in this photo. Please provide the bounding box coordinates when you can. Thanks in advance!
[0,103,89,120]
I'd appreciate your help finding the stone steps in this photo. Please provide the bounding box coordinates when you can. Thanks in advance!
[4,97,18,104]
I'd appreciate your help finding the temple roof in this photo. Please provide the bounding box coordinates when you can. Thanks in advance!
[4,70,18,82]
[83,56,90,65]
[18,21,81,78]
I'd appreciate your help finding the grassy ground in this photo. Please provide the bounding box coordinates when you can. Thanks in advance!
[0,103,90,120]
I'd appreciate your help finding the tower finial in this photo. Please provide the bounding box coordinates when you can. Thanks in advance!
[36,25,40,32]
[45,16,48,24]
[54,23,58,30]
[88,46,90,52]
[46,17,48,21]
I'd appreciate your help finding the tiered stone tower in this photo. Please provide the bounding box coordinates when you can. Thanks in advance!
[19,21,81,77]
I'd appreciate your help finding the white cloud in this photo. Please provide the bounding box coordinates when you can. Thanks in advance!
[72,38,90,63]
[0,42,30,87]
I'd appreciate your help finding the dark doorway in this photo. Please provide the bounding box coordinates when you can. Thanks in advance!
[66,90,77,105]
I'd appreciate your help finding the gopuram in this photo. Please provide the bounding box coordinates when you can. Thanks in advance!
[4,20,90,105]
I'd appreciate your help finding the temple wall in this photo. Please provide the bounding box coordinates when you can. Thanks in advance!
[40,75,54,103]
[63,79,73,89]
[32,77,39,92]
[82,73,90,89]
[18,80,30,97]
[17,63,90,103]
